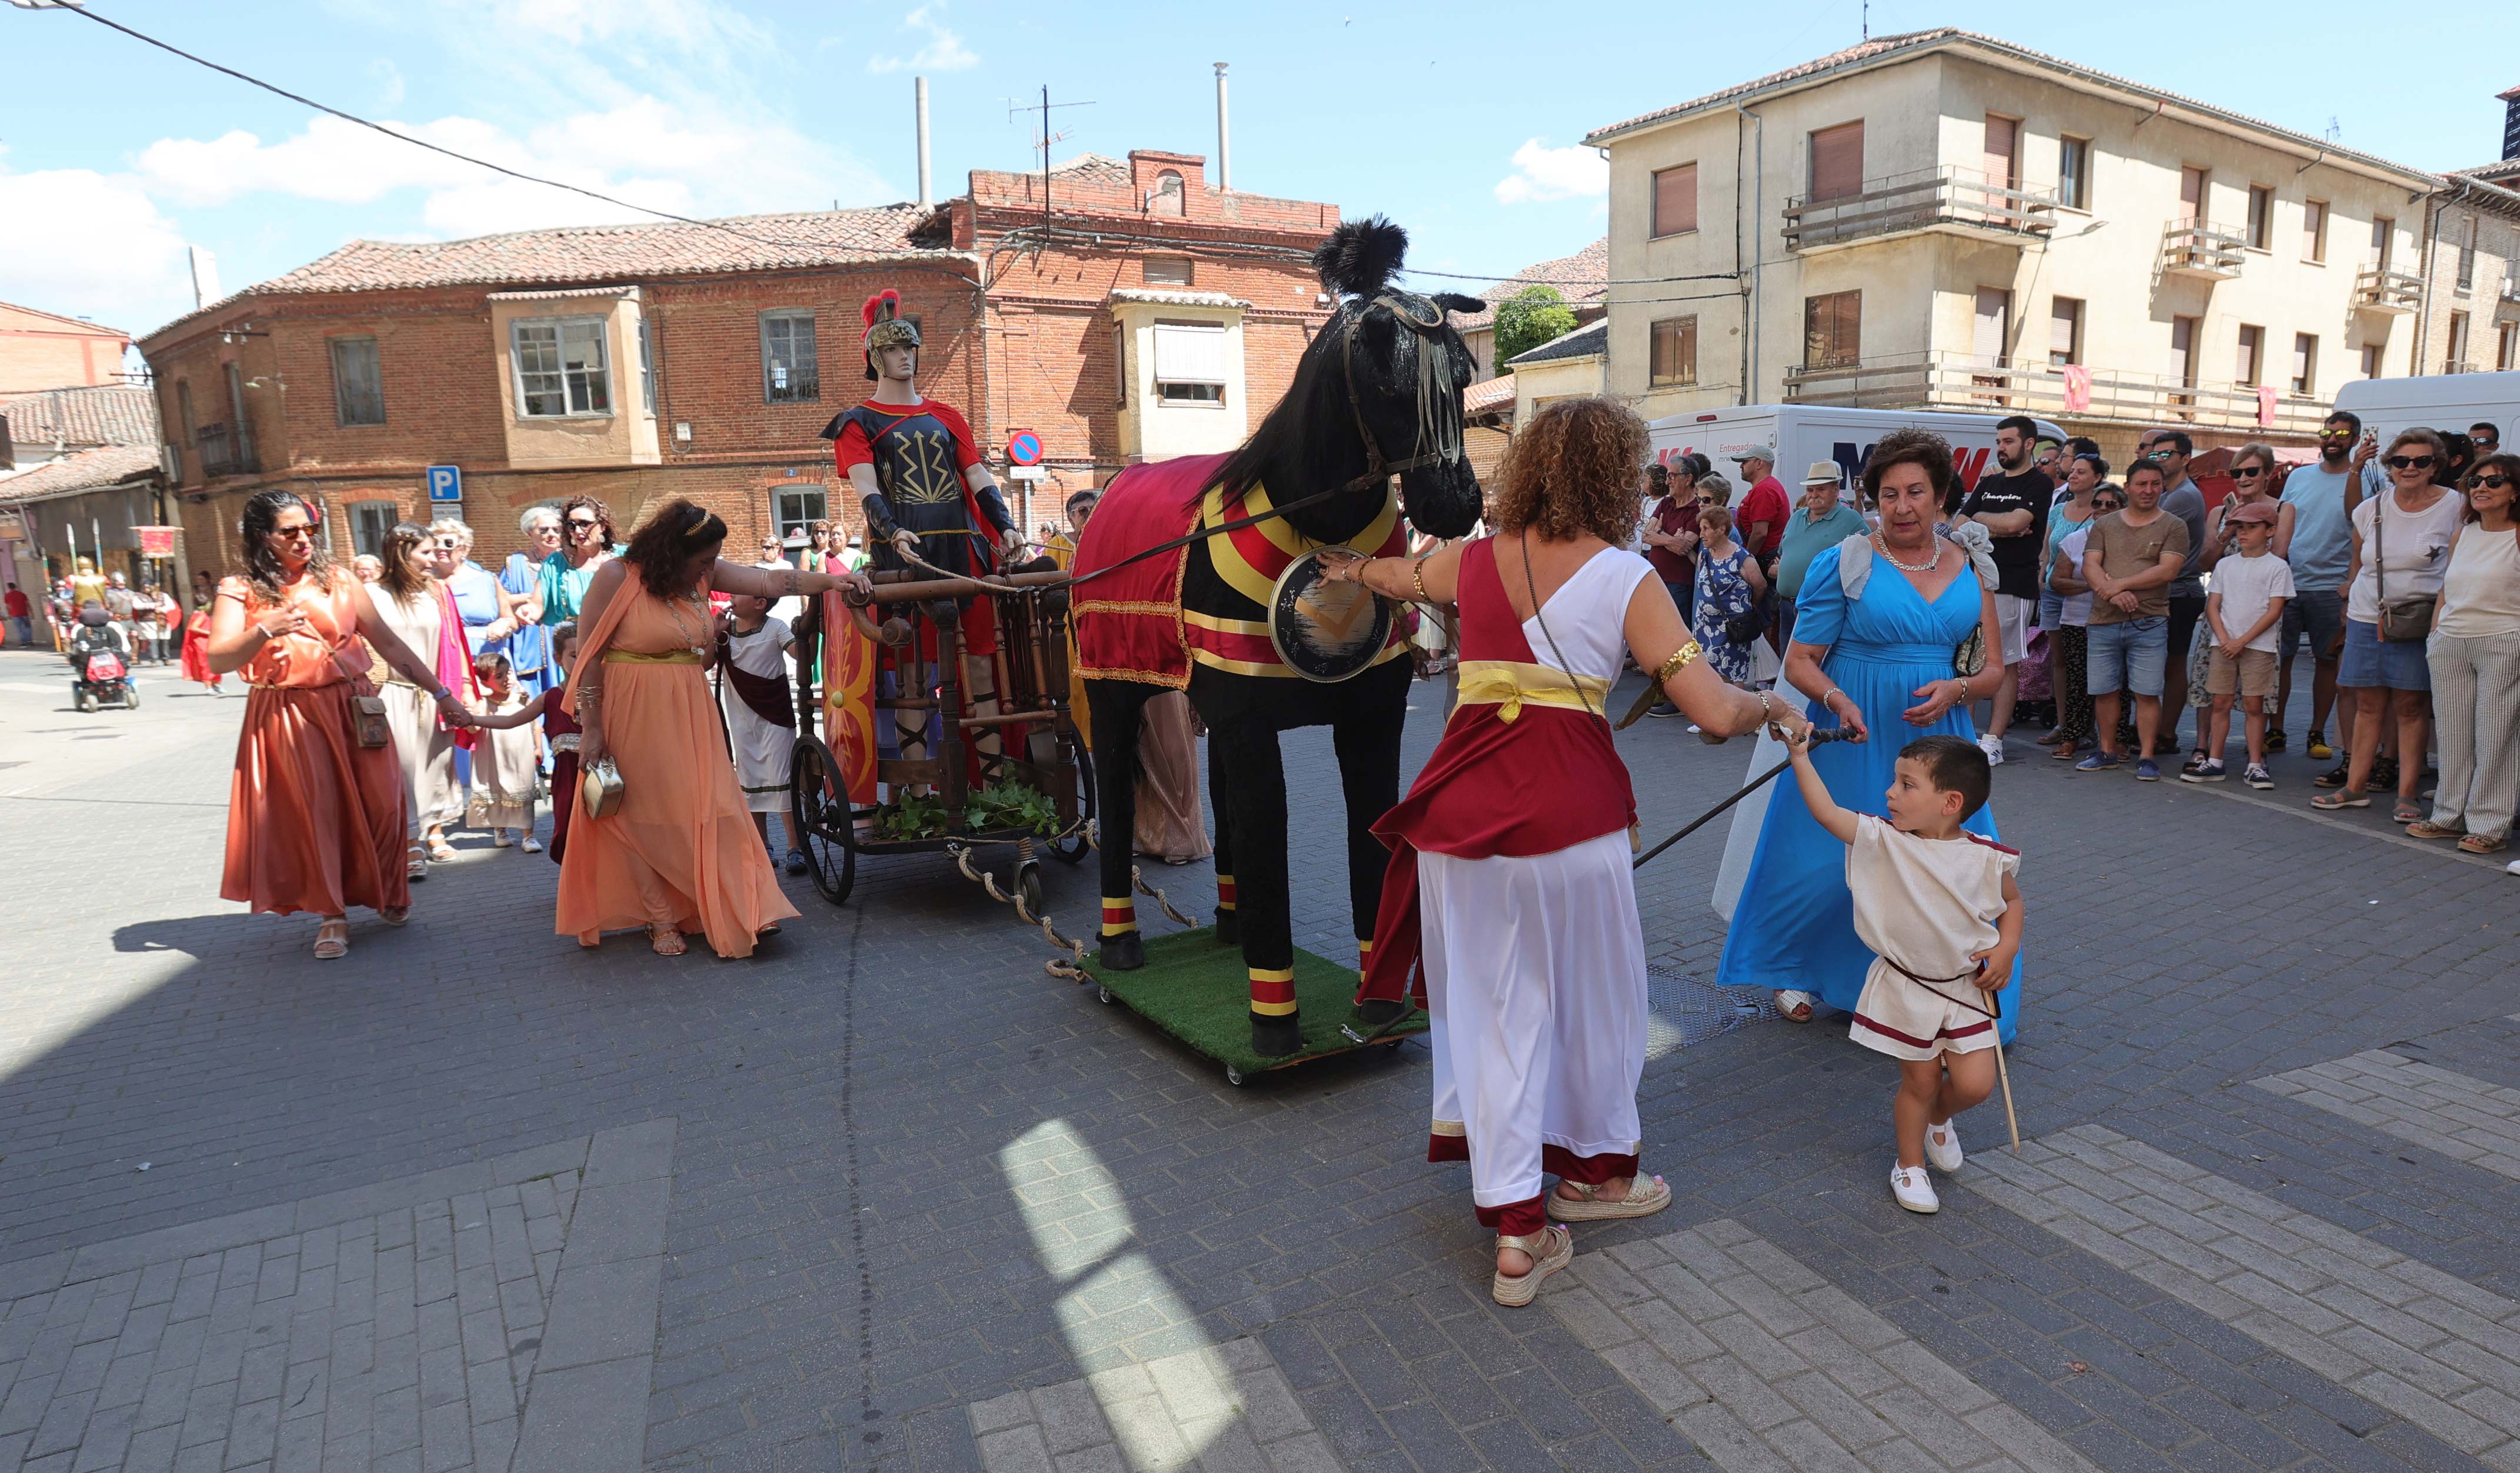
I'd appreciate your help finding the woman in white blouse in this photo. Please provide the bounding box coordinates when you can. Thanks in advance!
[2410,452,2520,854]
[2312,429,2467,821]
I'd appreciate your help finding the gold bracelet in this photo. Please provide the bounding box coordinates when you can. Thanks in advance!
[1410,556,1432,604]
[1650,642,1701,686]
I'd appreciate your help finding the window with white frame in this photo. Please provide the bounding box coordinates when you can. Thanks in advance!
[1151,320,1229,405]
[637,318,656,412]
[760,310,819,403]
[773,485,826,540]
[349,499,398,557]
[512,318,612,417]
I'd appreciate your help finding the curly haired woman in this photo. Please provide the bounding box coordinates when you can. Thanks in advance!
[1321,397,1803,1306]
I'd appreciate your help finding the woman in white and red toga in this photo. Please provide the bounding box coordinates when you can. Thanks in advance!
[1323,399,1804,1307]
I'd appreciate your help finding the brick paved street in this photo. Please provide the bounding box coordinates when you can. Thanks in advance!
[1,642,2515,1473]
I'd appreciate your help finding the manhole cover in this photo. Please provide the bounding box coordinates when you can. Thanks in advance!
[1644,968,1778,1060]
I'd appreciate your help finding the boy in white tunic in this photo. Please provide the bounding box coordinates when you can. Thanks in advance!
[715,593,809,874]
[1784,730,2023,1215]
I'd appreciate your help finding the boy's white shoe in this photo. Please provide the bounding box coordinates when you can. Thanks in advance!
[1924,1121,1963,1173]
[1891,1164,1940,1214]
[1976,733,2005,764]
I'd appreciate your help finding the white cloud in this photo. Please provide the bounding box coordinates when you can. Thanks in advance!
[1493,138,1607,205]
[0,155,193,337]
[131,98,896,241]
[867,6,978,74]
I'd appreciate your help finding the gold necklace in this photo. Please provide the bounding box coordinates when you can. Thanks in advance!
[1873,532,1939,573]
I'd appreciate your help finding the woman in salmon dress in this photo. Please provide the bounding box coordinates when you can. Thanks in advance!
[562,499,872,957]
[179,593,223,694]
[208,490,478,959]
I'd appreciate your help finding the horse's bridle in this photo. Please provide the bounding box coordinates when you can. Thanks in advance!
[1333,291,1461,496]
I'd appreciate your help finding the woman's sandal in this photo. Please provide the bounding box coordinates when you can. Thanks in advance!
[2309,791,2371,811]
[2391,801,2425,825]
[2406,820,2463,840]
[1775,990,1816,1024]
[379,906,409,927]
[406,843,429,880]
[1551,1175,1671,1222]
[1490,1224,1574,1308]
[312,920,350,960]
[2050,743,2079,761]
[648,923,688,957]
[426,836,458,862]
[2458,833,2508,856]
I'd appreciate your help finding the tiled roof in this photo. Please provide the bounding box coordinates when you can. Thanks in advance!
[1106,288,1253,309]
[0,299,132,338]
[1506,318,1608,367]
[1452,238,1610,332]
[0,385,161,450]
[1584,29,2439,186]
[1047,153,1133,182]
[146,204,964,342]
[1463,376,1516,416]
[0,445,161,503]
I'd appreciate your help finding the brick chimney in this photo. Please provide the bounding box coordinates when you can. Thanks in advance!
[2504,84,2520,163]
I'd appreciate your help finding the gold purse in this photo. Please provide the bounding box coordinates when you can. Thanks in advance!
[580,757,625,819]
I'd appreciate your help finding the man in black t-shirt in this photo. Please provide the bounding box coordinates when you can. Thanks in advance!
[1957,415,2054,762]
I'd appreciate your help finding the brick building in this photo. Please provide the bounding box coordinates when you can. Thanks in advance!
[0,301,132,398]
[138,149,1339,578]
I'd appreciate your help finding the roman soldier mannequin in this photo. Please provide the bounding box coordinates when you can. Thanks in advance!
[820,289,1026,771]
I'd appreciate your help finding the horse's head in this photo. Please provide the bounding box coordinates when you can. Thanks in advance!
[1217,218,1485,543]
[1314,220,1485,540]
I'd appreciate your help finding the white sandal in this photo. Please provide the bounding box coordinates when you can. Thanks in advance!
[1776,989,1815,1024]
[1551,1175,1670,1221]
[1491,1224,1573,1307]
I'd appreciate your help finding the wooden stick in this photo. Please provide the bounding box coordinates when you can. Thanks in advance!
[1990,1028,2022,1154]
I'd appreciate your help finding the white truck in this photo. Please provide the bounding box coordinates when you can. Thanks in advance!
[2333,370,2520,451]
[1647,404,2068,495]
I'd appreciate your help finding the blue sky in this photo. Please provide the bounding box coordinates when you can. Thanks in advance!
[2,0,2513,344]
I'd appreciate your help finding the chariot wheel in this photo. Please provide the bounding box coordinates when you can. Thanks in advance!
[1050,740,1094,866]
[789,736,858,906]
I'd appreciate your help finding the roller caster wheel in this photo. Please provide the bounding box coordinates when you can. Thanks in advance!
[1016,861,1043,916]
[1381,1039,1405,1054]
[1225,1067,1246,1087]
[1097,986,1115,1005]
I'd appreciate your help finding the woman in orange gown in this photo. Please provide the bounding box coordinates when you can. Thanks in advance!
[208,490,478,958]
[562,499,872,957]
[178,593,223,693]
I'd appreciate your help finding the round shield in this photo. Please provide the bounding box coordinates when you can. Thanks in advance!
[1269,547,1394,683]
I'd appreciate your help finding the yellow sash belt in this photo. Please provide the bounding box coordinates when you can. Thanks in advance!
[605,650,705,665]
[1453,659,1611,723]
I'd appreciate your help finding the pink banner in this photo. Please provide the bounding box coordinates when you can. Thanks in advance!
[2256,386,2279,427]
[2061,365,2092,413]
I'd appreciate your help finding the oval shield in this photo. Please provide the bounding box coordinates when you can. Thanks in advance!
[1269,547,1394,683]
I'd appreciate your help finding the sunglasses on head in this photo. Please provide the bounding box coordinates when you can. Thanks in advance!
[2385,455,2436,470]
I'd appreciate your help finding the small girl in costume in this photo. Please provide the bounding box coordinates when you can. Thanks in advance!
[470,624,580,863]
[466,651,543,850]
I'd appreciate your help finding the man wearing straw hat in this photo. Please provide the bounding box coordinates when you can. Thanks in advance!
[1774,459,1869,649]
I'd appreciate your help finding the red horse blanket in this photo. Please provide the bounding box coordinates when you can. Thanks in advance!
[1070,453,1414,686]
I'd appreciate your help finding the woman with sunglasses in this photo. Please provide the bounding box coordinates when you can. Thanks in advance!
[2408,452,2520,854]
[2314,429,2467,820]
[536,495,620,629]
[206,490,477,960]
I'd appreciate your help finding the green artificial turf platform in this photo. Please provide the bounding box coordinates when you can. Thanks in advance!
[1085,928,1428,1077]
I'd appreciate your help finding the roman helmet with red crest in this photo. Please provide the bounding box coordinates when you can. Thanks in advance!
[862,289,920,380]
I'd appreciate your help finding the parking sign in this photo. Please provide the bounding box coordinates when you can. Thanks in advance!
[426,465,463,503]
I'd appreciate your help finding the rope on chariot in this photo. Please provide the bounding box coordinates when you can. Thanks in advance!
[949,845,1092,978]
[1132,865,1201,929]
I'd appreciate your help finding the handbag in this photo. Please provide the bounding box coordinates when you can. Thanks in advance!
[327,646,391,749]
[580,757,625,819]
[2372,496,2436,643]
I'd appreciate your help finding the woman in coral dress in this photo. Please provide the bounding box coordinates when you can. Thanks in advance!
[208,490,476,959]
[561,499,872,957]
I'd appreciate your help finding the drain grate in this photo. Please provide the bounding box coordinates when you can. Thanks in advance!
[1644,968,1778,1060]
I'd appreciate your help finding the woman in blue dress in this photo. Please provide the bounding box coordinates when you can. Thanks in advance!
[1716,428,2022,1041]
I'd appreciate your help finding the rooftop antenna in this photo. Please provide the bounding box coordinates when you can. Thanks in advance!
[1004,86,1096,223]
[1862,0,1870,40]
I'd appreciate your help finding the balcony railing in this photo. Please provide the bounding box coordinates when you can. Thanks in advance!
[2442,361,2481,376]
[1782,352,2329,434]
[1781,166,2056,252]
[195,422,258,479]
[2353,266,2423,314]
[2498,276,2520,318]
[2161,221,2248,279]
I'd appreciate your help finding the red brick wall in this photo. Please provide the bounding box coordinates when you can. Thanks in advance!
[0,306,131,396]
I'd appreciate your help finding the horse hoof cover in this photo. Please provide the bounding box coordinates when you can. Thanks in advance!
[1251,1010,1304,1059]
[1099,930,1146,971]
[1213,908,1240,946]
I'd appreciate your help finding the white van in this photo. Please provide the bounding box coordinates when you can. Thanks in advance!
[2333,371,2520,452]
[1647,404,2069,496]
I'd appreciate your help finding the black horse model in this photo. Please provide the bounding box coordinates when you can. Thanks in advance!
[1068,218,1483,1057]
